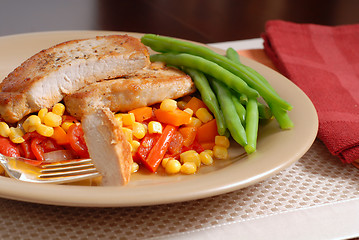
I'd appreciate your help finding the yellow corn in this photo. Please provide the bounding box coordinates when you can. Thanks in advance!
[180,150,201,167]
[203,149,214,157]
[160,99,177,111]
[200,151,214,165]
[132,122,146,139]
[165,159,181,174]
[185,117,202,128]
[161,157,171,168]
[195,108,213,123]
[215,135,230,148]
[213,145,228,159]
[148,121,162,134]
[116,113,135,127]
[52,103,65,116]
[183,108,193,116]
[9,127,25,143]
[114,114,123,127]
[131,162,139,173]
[22,115,41,132]
[43,112,62,127]
[177,100,187,110]
[38,108,48,123]
[180,162,197,174]
[122,127,133,142]
[36,124,54,137]
[0,122,10,137]
[61,121,74,132]
[130,140,140,153]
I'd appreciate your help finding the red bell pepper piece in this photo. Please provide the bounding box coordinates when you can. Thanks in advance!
[142,124,177,172]
[134,133,160,163]
[0,136,21,158]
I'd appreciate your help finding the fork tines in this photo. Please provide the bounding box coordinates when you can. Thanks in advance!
[39,159,99,179]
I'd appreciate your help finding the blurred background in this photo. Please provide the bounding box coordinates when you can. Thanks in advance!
[1,0,359,43]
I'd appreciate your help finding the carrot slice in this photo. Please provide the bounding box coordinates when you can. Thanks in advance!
[51,126,69,145]
[200,142,216,150]
[179,126,198,147]
[196,119,219,143]
[129,107,153,123]
[184,97,208,114]
[154,109,191,126]
[142,124,177,172]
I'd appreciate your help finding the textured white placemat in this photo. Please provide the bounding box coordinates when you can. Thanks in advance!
[0,139,358,239]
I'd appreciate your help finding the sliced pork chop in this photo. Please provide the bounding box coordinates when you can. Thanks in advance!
[82,107,133,186]
[0,35,150,123]
[64,63,196,119]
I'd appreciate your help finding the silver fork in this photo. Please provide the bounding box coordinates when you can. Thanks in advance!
[0,153,100,184]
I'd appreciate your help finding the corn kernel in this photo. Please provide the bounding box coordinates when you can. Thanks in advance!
[213,145,228,159]
[36,124,54,137]
[116,113,135,127]
[0,122,10,137]
[114,115,123,127]
[130,140,140,153]
[22,115,41,132]
[200,151,214,165]
[38,108,48,123]
[9,127,25,143]
[132,122,146,139]
[61,121,74,132]
[131,162,139,173]
[160,99,177,111]
[203,149,214,157]
[165,159,181,174]
[183,108,193,116]
[177,100,187,110]
[43,112,62,127]
[122,127,133,142]
[180,162,197,174]
[195,108,213,123]
[180,150,201,167]
[148,121,162,134]
[185,117,202,128]
[52,103,65,116]
[161,157,172,168]
[215,135,230,148]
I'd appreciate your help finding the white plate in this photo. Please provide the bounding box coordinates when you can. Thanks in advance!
[0,31,318,207]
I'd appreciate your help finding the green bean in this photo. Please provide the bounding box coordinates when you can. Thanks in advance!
[245,98,259,154]
[257,102,273,120]
[231,94,246,126]
[241,59,293,128]
[231,90,271,120]
[150,53,259,98]
[226,47,241,64]
[182,67,227,136]
[141,34,292,111]
[226,46,289,126]
[209,78,247,147]
[268,103,294,130]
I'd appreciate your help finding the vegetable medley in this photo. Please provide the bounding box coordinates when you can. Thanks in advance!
[0,34,293,180]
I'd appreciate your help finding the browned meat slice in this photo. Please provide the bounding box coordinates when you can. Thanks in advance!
[0,35,150,123]
[82,108,133,186]
[64,64,196,119]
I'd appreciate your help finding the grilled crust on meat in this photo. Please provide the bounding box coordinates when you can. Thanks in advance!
[0,35,150,123]
[82,108,133,186]
[64,64,196,119]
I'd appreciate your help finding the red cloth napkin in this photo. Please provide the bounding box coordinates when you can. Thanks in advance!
[262,20,359,164]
